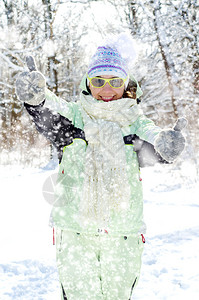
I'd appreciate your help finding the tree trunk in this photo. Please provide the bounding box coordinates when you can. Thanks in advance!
[152,0,178,118]
[2,0,14,25]
[126,1,138,35]
[42,0,59,160]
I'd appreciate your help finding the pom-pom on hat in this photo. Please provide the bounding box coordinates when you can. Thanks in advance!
[87,46,129,80]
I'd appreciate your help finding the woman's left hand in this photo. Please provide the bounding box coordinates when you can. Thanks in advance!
[154,118,187,162]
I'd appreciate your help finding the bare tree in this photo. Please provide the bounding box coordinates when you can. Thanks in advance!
[151,0,179,118]
[108,0,199,158]
[0,0,92,165]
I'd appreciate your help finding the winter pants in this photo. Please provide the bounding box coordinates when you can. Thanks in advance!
[56,229,144,300]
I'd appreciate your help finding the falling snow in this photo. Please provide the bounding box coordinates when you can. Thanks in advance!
[0,163,198,299]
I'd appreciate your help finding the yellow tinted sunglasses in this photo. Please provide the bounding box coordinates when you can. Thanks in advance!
[87,75,127,88]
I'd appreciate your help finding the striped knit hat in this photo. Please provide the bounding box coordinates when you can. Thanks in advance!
[87,46,129,80]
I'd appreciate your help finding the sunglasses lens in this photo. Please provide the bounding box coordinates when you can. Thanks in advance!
[109,78,124,88]
[89,77,125,88]
[91,78,105,87]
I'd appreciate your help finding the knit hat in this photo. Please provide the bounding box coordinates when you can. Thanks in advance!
[87,46,128,80]
[86,33,140,90]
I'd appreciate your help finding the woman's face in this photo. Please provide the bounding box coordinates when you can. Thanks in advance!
[89,75,125,102]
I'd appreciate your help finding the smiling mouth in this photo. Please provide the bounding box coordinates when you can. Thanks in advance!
[100,96,115,102]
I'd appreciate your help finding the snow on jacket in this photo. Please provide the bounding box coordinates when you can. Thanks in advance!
[25,77,167,236]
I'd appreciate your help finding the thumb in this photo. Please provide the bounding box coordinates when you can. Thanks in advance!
[26,56,37,72]
[173,117,187,132]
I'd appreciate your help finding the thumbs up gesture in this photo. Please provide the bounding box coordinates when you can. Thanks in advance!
[154,118,187,162]
[15,56,46,105]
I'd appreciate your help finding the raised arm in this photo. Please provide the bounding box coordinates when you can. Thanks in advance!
[15,55,75,122]
[134,115,187,163]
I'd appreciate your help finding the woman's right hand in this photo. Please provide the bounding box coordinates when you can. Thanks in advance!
[15,56,46,106]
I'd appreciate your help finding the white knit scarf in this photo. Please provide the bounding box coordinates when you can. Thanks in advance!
[78,93,143,228]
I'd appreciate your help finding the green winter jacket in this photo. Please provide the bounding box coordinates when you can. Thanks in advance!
[43,75,161,236]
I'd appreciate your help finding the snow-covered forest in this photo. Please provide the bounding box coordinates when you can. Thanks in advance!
[0,0,198,166]
[0,0,199,299]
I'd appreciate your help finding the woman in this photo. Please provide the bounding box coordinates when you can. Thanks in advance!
[16,39,186,300]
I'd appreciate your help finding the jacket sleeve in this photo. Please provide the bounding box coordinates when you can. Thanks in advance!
[133,136,169,167]
[132,115,170,166]
[24,102,75,162]
[44,89,76,123]
[134,115,162,145]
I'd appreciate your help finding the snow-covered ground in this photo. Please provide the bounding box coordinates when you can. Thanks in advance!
[0,162,199,299]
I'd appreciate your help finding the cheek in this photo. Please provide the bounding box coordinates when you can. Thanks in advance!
[90,90,97,98]
[116,87,125,99]
[90,86,100,99]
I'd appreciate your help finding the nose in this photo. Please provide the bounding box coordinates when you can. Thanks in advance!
[103,82,113,91]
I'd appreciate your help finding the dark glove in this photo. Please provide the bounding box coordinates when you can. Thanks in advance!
[154,118,187,162]
[15,56,46,105]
